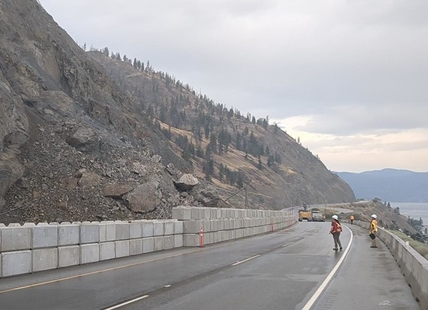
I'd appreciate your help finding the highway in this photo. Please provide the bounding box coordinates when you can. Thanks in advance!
[0,222,419,310]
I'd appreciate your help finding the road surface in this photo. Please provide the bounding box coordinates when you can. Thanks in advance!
[0,222,419,309]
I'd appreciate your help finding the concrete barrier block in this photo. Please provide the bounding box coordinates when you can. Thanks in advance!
[115,222,130,240]
[205,232,213,245]
[183,220,202,234]
[142,222,154,237]
[183,234,199,247]
[21,223,36,227]
[164,221,174,235]
[210,231,218,243]
[236,229,244,239]
[172,207,191,220]
[201,208,210,220]
[217,219,224,231]
[143,237,154,253]
[210,220,218,232]
[174,221,183,234]
[205,220,213,232]
[33,248,58,272]
[80,223,99,244]
[224,219,230,230]
[2,250,32,277]
[153,222,164,236]
[1,226,32,251]
[233,219,241,229]
[220,209,228,219]
[58,223,80,245]
[174,235,183,248]
[221,230,229,242]
[99,222,116,242]
[210,208,218,219]
[100,242,115,261]
[164,235,174,250]
[58,246,80,267]
[130,239,143,255]
[240,218,246,228]
[33,224,58,248]
[115,240,130,258]
[231,208,238,217]
[154,236,164,251]
[191,208,201,220]
[130,221,143,239]
[81,244,100,264]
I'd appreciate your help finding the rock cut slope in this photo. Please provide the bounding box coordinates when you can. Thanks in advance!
[0,0,355,225]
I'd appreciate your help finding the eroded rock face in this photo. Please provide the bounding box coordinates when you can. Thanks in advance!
[0,0,202,224]
[0,68,29,199]
[0,0,355,225]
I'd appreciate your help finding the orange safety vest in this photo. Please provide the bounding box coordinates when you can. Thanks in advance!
[330,220,342,233]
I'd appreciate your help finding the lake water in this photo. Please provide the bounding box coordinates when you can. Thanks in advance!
[390,202,428,228]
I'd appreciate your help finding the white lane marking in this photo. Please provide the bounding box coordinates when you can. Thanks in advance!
[301,225,353,310]
[232,255,260,266]
[103,294,149,310]
[0,249,203,294]
[164,284,171,288]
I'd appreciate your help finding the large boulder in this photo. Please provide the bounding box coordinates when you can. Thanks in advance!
[103,183,136,198]
[124,181,160,213]
[174,174,199,191]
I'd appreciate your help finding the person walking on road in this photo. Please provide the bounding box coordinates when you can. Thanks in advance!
[370,214,378,248]
[350,214,354,224]
[330,215,343,251]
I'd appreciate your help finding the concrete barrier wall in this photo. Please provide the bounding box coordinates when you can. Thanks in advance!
[0,219,183,278]
[0,206,297,278]
[356,221,428,309]
[173,206,296,246]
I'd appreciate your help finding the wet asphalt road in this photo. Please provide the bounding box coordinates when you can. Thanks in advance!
[0,222,419,310]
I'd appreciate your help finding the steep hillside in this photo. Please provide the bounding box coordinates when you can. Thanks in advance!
[337,169,428,202]
[89,52,355,208]
[0,0,354,225]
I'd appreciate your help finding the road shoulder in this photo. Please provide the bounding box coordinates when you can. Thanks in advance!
[313,224,420,310]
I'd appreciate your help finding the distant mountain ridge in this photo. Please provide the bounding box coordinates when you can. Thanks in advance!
[336,169,428,202]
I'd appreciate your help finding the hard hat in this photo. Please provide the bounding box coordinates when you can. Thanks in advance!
[371,214,377,219]
[332,215,338,220]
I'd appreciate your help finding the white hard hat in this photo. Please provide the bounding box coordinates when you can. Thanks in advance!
[371,214,377,219]
[332,215,338,220]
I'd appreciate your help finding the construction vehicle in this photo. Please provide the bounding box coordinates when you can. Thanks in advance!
[298,205,312,221]
[311,210,325,222]
[298,205,325,222]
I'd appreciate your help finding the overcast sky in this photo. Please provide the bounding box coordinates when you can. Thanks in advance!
[39,0,428,173]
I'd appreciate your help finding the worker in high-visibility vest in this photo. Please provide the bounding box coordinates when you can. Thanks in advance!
[350,214,354,224]
[370,214,378,248]
[330,215,343,251]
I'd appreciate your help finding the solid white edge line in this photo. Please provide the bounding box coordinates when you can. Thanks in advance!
[103,294,149,310]
[232,254,261,266]
[301,225,353,310]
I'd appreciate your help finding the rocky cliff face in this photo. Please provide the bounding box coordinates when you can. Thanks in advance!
[0,0,355,225]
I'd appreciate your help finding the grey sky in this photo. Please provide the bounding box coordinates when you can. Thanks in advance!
[39,0,428,172]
